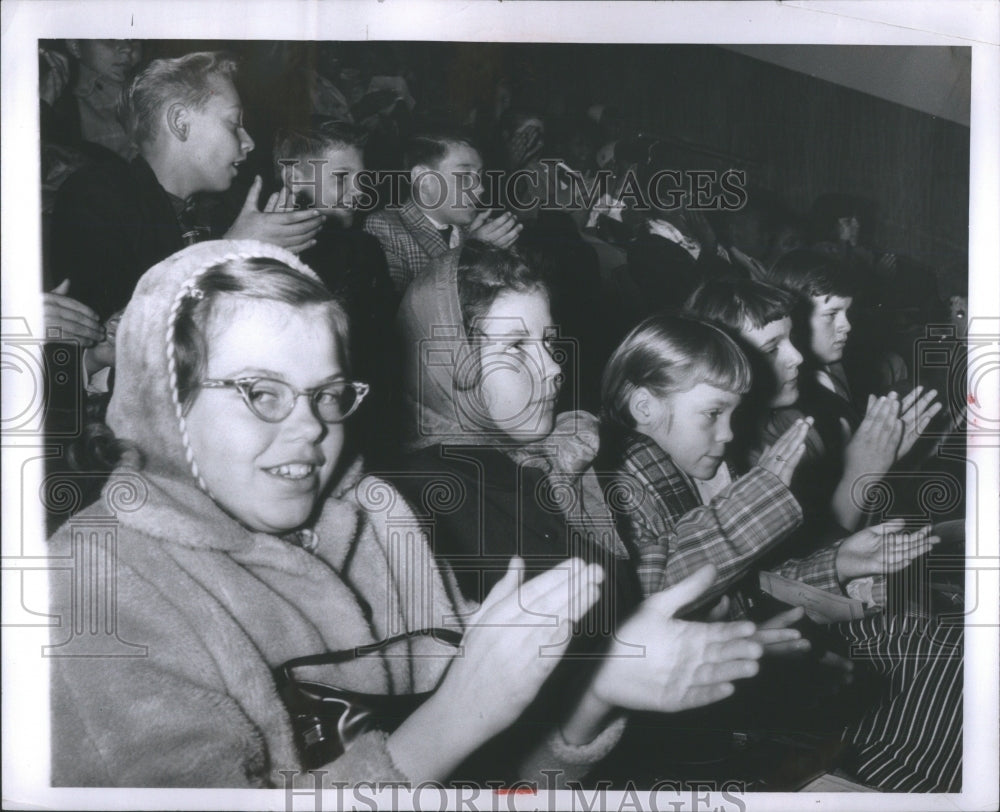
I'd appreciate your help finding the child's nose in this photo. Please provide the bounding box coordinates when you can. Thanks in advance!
[789,345,803,368]
[541,344,561,380]
[240,129,255,154]
[718,417,734,445]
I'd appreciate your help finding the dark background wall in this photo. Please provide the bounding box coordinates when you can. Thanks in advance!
[430,43,969,282]
[134,40,973,290]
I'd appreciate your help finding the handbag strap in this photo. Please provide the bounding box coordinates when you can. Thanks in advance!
[281,627,465,673]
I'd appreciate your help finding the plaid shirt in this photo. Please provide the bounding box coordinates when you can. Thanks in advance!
[770,537,843,594]
[363,198,461,293]
[755,407,848,594]
[613,432,804,602]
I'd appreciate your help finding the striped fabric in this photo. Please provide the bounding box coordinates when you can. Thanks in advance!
[613,432,963,792]
[838,615,963,792]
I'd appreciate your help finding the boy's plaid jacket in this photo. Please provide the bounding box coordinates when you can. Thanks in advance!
[363,198,460,293]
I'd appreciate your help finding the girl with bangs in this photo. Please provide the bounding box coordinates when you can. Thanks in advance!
[600,313,812,605]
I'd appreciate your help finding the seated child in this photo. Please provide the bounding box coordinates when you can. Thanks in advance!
[273,120,397,460]
[273,119,393,312]
[684,275,961,793]
[684,276,940,595]
[63,39,144,161]
[600,313,812,604]
[765,249,941,532]
[52,50,324,319]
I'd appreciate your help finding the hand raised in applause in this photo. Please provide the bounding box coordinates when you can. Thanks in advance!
[588,565,764,714]
[896,385,943,460]
[706,596,809,658]
[435,557,603,740]
[44,280,103,347]
[757,416,813,487]
[468,209,522,249]
[224,176,324,254]
[836,519,940,582]
[842,393,902,479]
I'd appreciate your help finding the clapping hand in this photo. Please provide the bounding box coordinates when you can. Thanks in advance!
[468,209,522,249]
[588,565,764,714]
[84,311,123,375]
[708,596,809,657]
[757,417,813,487]
[896,385,942,460]
[225,176,324,254]
[388,557,603,779]
[436,557,604,739]
[44,280,104,346]
[835,519,940,582]
[751,606,812,657]
[843,393,903,479]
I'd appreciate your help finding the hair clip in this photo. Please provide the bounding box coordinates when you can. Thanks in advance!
[185,287,205,302]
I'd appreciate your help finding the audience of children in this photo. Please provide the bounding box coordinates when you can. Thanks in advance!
[684,275,962,793]
[40,44,969,793]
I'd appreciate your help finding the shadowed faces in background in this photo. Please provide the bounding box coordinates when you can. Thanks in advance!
[66,39,142,83]
[284,144,365,227]
[411,142,484,228]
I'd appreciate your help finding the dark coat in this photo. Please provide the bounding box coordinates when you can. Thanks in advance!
[625,229,737,315]
[51,156,185,319]
[388,443,642,613]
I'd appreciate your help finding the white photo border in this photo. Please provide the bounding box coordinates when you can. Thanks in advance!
[2,1,997,810]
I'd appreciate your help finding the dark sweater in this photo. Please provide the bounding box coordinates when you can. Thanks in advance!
[388,443,641,614]
[51,156,186,319]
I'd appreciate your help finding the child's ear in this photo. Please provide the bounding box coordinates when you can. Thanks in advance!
[166,103,190,142]
[410,163,433,192]
[628,386,662,428]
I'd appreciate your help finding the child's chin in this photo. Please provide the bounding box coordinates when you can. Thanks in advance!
[772,389,799,408]
[691,459,723,480]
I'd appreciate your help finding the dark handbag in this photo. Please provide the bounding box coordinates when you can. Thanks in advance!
[275,628,464,770]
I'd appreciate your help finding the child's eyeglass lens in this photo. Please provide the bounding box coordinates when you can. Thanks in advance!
[200,378,370,423]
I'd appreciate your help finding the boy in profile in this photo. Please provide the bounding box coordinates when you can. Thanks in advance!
[52,50,323,320]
